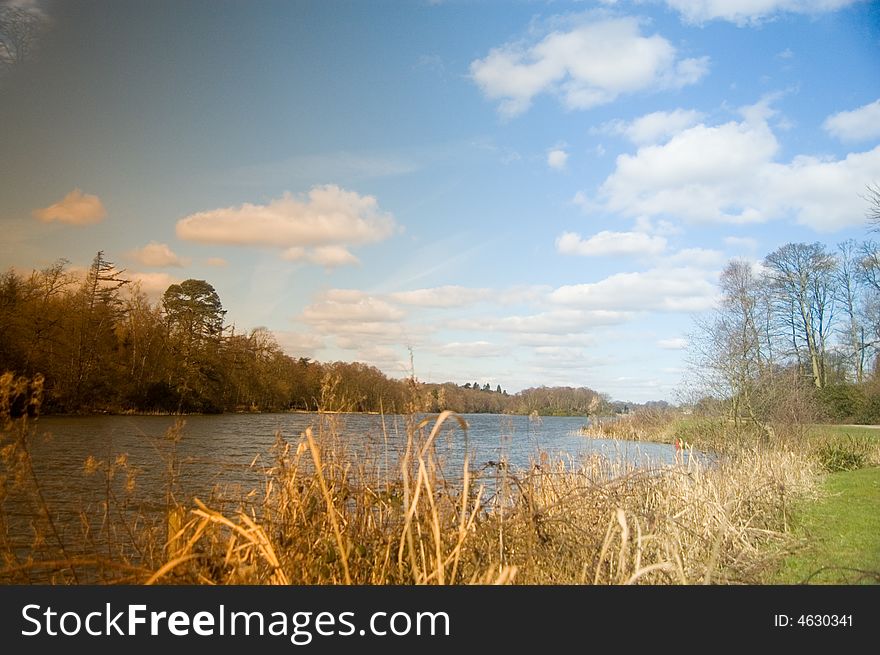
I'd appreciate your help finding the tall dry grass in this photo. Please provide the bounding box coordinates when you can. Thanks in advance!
[0,373,820,585]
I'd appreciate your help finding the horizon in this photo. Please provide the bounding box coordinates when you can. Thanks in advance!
[2,0,879,403]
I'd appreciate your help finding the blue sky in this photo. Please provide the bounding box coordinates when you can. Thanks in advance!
[1,0,879,402]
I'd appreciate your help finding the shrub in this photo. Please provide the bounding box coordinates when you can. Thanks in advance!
[813,436,872,473]
[817,385,865,423]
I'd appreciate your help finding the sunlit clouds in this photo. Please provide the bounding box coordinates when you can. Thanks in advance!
[176,185,397,266]
[32,189,107,225]
[128,241,189,267]
[389,286,492,308]
[121,271,180,299]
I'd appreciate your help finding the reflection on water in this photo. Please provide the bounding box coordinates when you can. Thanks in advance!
[25,412,685,499]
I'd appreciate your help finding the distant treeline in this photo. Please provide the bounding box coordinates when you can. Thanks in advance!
[0,253,609,416]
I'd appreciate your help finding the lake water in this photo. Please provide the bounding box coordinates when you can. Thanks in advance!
[23,412,684,499]
[4,412,687,569]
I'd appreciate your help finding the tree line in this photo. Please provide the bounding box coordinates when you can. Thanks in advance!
[0,252,608,416]
[690,233,880,425]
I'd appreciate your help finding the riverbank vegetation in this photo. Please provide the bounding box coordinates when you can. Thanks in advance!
[687,239,880,430]
[0,253,607,416]
[0,374,823,585]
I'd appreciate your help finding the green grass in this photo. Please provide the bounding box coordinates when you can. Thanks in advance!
[809,424,880,440]
[772,467,880,584]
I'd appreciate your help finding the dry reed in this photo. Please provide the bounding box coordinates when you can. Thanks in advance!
[0,374,821,585]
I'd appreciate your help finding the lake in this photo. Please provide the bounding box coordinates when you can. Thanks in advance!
[4,412,687,568]
[23,411,684,498]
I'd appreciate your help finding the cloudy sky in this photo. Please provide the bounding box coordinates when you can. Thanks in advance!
[1,0,879,401]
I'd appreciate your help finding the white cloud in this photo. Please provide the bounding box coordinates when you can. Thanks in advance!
[597,108,705,145]
[32,189,106,225]
[283,245,360,268]
[662,0,859,25]
[390,286,491,308]
[662,247,726,268]
[633,216,683,236]
[274,331,324,358]
[437,341,508,358]
[596,106,880,231]
[550,267,718,312]
[510,332,597,348]
[556,230,668,256]
[318,289,369,303]
[205,257,228,267]
[302,294,404,324]
[349,345,410,373]
[128,241,189,268]
[547,148,569,170]
[451,309,634,335]
[657,337,688,350]
[298,290,426,350]
[121,271,179,299]
[176,185,397,266]
[823,98,880,143]
[470,17,708,117]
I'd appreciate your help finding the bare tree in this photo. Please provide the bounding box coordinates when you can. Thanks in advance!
[0,3,43,73]
[835,240,868,383]
[865,183,880,232]
[687,260,775,426]
[764,242,837,389]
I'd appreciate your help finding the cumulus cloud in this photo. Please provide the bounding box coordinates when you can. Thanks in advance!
[596,108,705,145]
[633,216,683,236]
[450,309,635,335]
[550,267,718,312]
[556,230,667,257]
[176,185,397,266]
[298,290,426,349]
[662,247,726,268]
[128,242,189,268]
[302,294,404,324]
[32,189,107,225]
[657,337,688,350]
[274,331,324,357]
[389,286,491,308]
[823,98,880,143]
[121,271,179,299]
[547,148,569,170]
[470,17,708,117]
[282,245,360,268]
[662,0,859,25]
[437,341,508,358]
[510,332,598,348]
[596,105,880,231]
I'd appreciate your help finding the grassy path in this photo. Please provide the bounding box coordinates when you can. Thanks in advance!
[773,466,880,584]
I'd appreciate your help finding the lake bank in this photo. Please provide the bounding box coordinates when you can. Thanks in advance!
[1,410,815,585]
